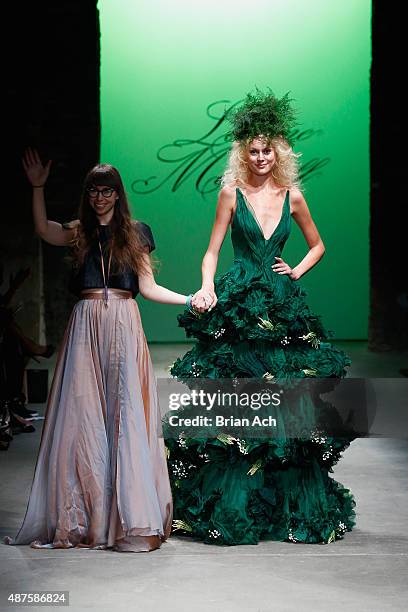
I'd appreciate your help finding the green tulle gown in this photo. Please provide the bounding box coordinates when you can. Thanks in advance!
[166,187,355,545]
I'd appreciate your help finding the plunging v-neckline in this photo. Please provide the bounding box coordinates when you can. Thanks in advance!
[237,187,289,242]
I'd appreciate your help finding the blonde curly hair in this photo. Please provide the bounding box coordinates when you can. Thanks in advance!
[221,136,301,189]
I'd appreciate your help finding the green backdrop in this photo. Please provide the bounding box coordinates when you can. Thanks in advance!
[99,0,370,341]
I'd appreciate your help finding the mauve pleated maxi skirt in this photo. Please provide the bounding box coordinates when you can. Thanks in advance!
[4,290,172,552]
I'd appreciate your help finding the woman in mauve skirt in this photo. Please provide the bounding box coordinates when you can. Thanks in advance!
[4,149,188,552]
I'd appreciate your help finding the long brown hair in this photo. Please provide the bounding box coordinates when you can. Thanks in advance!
[70,164,150,275]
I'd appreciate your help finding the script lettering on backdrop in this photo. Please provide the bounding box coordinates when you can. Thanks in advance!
[131,100,330,198]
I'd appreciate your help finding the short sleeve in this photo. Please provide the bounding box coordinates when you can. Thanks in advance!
[136,221,156,253]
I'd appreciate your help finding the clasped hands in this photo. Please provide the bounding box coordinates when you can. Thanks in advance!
[190,258,295,314]
[191,288,217,314]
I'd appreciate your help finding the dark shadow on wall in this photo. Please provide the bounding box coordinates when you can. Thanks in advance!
[370,1,408,351]
[4,1,100,345]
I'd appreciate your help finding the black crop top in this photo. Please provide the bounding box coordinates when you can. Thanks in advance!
[66,221,155,298]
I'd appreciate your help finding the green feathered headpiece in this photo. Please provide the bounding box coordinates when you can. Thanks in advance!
[227,88,297,146]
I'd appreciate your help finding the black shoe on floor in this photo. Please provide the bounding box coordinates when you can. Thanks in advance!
[9,400,37,420]
[10,412,35,434]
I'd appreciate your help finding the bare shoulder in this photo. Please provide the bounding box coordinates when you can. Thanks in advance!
[219,183,237,198]
[289,187,307,213]
[218,183,237,210]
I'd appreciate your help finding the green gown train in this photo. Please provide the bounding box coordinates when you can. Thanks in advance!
[165,187,355,545]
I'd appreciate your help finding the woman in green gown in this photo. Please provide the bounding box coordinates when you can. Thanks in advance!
[166,90,355,545]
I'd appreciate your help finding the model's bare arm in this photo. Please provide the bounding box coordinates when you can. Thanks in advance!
[192,185,236,312]
[22,148,78,246]
[272,188,325,280]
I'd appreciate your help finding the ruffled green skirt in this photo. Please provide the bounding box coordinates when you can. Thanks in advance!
[167,263,355,545]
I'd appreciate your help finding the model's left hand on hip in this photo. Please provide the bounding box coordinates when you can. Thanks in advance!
[271,256,293,276]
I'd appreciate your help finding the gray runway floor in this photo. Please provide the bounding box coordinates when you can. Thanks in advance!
[1,342,407,611]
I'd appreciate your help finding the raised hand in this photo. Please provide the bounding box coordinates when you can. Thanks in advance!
[191,287,218,313]
[22,148,52,187]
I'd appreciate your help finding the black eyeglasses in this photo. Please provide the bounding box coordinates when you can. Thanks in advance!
[87,187,116,198]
